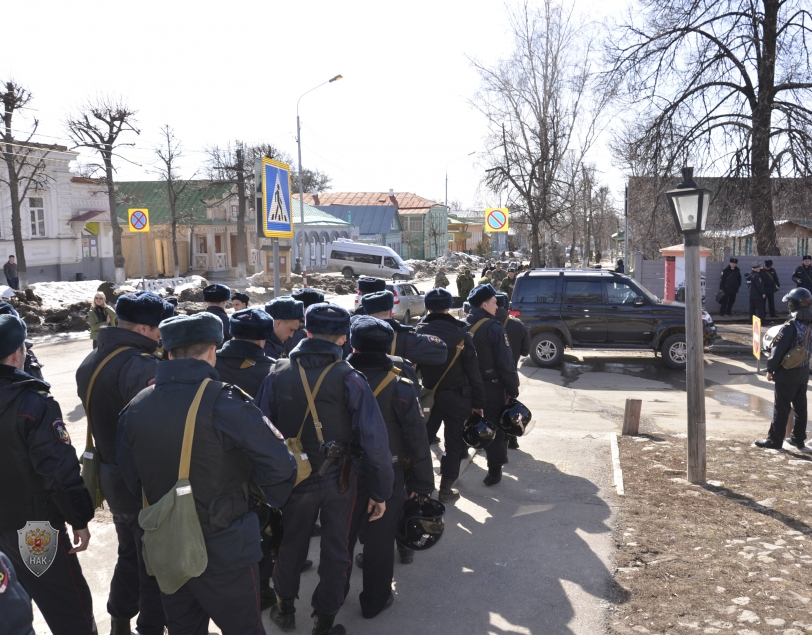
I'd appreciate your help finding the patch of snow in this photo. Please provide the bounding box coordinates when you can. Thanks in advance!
[29,280,104,309]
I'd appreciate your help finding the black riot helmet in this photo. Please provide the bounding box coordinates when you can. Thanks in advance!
[784,287,812,312]
[396,497,446,552]
[462,412,498,449]
[498,399,534,437]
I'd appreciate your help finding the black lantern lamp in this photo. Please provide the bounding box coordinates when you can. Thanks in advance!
[665,167,710,234]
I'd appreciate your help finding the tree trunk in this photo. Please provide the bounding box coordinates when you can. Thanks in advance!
[171,213,180,278]
[8,177,28,289]
[235,149,247,283]
[104,149,126,283]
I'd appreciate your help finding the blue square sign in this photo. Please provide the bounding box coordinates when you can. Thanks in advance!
[262,158,294,238]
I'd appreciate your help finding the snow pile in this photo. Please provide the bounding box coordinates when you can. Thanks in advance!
[0,286,14,299]
[29,280,104,309]
[247,271,265,286]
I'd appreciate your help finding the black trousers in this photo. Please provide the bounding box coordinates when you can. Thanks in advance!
[426,388,472,480]
[720,292,736,315]
[483,383,508,467]
[0,523,96,635]
[160,564,264,635]
[749,297,765,321]
[767,381,808,445]
[763,293,778,317]
[345,467,405,617]
[273,480,357,615]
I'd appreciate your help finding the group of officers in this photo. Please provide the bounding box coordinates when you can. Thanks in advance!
[0,273,531,635]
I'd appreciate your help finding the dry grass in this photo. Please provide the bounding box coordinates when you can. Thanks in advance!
[611,434,812,635]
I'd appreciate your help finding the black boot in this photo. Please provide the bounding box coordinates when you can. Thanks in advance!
[260,578,277,611]
[438,477,460,503]
[483,465,502,486]
[312,610,346,635]
[110,618,132,635]
[398,545,414,564]
[269,595,296,632]
[508,436,519,450]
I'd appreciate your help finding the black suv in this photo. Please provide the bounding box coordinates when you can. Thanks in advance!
[509,269,717,369]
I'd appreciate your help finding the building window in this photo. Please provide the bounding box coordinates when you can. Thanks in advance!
[409,217,423,232]
[231,205,238,219]
[29,197,45,237]
[391,217,398,231]
[321,237,327,266]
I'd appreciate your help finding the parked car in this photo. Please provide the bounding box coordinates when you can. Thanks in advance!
[508,269,718,369]
[354,282,426,324]
[327,239,414,280]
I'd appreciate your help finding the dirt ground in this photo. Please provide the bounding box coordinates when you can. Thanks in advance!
[611,434,812,634]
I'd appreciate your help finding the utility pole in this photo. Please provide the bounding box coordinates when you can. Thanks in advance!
[624,183,629,270]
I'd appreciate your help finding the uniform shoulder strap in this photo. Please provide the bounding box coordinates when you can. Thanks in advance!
[296,361,340,443]
[373,370,400,397]
[178,378,213,480]
[85,346,132,449]
[240,358,257,369]
[390,332,398,356]
[503,316,510,328]
[469,317,490,335]
[432,340,465,391]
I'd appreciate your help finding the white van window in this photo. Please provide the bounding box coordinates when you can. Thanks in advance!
[330,249,381,265]
[384,256,399,269]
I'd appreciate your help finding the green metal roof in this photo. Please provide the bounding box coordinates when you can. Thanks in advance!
[291,197,352,227]
[114,180,234,225]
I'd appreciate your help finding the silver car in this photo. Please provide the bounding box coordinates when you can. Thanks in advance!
[353,282,427,324]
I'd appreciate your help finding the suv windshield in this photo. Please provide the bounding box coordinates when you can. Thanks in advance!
[633,281,660,303]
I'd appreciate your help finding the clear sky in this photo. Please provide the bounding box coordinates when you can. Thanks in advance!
[4,0,632,211]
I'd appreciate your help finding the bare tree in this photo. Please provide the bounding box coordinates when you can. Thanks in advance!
[0,80,54,289]
[607,0,812,255]
[66,96,140,283]
[471,0,610,268]
[153,125,198,277]
[426,212,447,258]
[207,142,250,282]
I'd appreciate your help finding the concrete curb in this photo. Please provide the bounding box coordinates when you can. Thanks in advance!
[610,432,624,496]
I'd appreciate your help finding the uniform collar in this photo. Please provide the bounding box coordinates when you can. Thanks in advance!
[97,325,159,353]
[469,307,495,322]
[155,357,219,385]
[216,338,270,361]
[289,336,343,364]
[384,318,413,332]
[423,312,466,327]
[206,305,227,316]
[346,352,393,371]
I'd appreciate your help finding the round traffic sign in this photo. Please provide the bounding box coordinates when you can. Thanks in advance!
[131,211,147,230]
[487,210,507,230]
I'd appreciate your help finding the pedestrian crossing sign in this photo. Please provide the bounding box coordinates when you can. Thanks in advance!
[261,158,294,238]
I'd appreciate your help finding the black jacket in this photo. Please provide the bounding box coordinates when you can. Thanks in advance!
[117,359,297,575]
[761,267,780,294]
[0,551,35,635]
[283,325,307,356]
[215,339,274,398]
[206,306,231,341]
[496,308,531,367]
[792,265,812,292]
[465,307,520,396]
[719,266,742,294]
[263,331,286,360]
[747,271,766,300]
[0,365,93,532]
[383,318,447,365]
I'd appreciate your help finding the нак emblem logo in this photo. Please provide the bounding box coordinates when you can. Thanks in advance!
[17,521,58,577]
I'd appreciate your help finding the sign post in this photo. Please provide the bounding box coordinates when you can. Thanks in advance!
[128,209,150,288]
[728,315,762,375]
[260,159,294,296]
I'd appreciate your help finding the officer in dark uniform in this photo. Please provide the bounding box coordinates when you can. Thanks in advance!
[353,277,387,316]
[230,291,249,312]
[719,257,742,316]
[792,255,812,294]
[495,292,530,450]
[215,308,275,397]
[416,288,485,501]
[0,550,36,635]
[345,317,434,618]
[117,312,297,633]
[747,261,766,321]
[0,302,43,380]
[284,288,325,356]
[264,296,304,359]
[203,283,232,341]
[465,284,520,486]
[75,292,171,635]
[254,303,393,635]
[0,315,96,635]
[360,290,447,365]
[755,288,812,450]
[761,259,780,318]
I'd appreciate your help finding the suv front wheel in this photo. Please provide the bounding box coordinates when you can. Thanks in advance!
[662,334,687,370]
[529,332,564,368]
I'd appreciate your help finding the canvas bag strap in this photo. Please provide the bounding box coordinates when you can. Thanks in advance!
[469,317,490,336]
[432,340,465,391]
[297,361,340,444]
[504,316,510,328]
[373,371,400,397]
[178,378,212,480]
[390,332,397,356]
[85,346,132,447]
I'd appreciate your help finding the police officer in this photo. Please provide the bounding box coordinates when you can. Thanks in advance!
[416,288,485,501]
[793,255,812,294]
[116,312,297,633]
[284,288,325,356]
[230,291,249,312]
[747,261,766,321]
[264,296,304,359]
[361,290,447,365]
[0,302,43,380]
[75,292,171,635]
[719,257,742,316]
[353,277,387,316]
[761,259,780,318]
[465,284,520,486]
[254,303,393,635]
[755,288,812,450]
[202,283,232,340]
[456,266,475,301]
[434,266,450,289]
[0,315,96,635]
[0,550,35,635]
[215,308,275,397]
[345,317,434,618]
[495,292,530,450]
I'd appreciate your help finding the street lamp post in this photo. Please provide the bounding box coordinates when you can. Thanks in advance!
[296,74,342,286]
[665,167,711,484]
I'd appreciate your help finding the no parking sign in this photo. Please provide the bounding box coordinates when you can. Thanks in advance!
[128,209,150,233]
[485,208,509,233]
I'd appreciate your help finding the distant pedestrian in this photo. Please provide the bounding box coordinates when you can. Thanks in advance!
[747,262,766,321]
[615,259,624,274]
[434,267,450,289]
[3,256,18,290]
[792,255,812,294]
[760,259,780,318]
[230,291,249,312]
[87,292,117,349]
[719,258,742,316]
[202,284,232,341]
